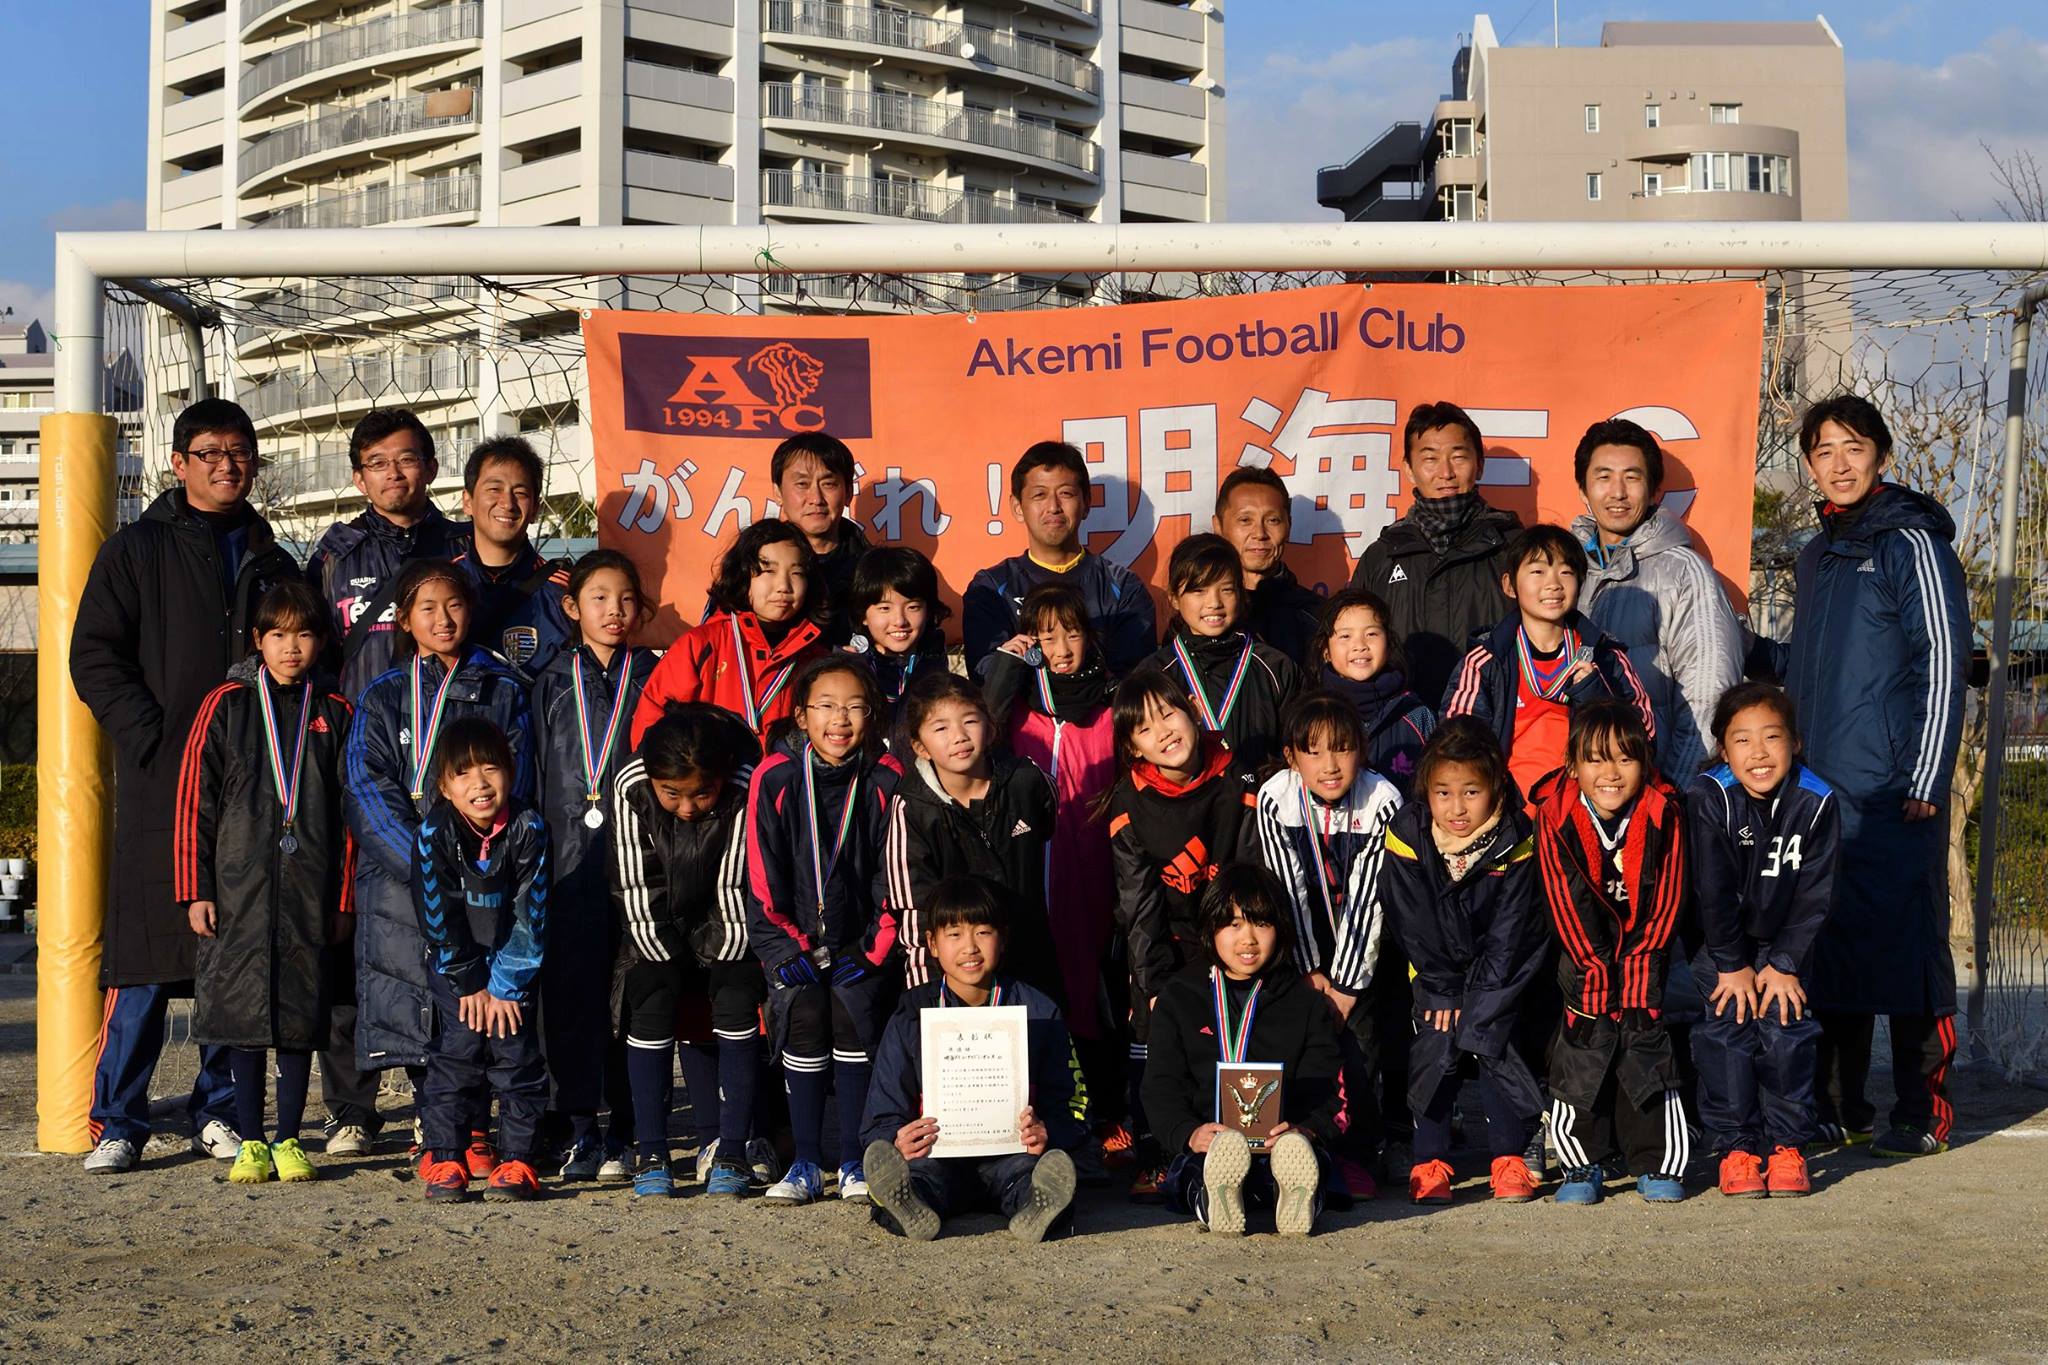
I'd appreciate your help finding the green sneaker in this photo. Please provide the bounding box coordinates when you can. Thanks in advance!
[272,1137,316,1182]
[228,1139,275,1185]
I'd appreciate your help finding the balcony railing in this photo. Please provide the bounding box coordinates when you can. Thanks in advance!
[764,273,1078,313]
[763,0,1100,99]
[241,2,482,108]
[253,173,480,230]
[241,0,307,28]
[244,348,479,422]
[762,169,1083,225]
[241,91,477,185]
[234,275,481,349]
[762,83,1099,177]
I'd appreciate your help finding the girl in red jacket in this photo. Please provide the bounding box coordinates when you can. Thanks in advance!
[631,521,826,749]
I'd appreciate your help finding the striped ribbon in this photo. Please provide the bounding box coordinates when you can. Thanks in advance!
[802,743,861,915]
[941,981,1003,1008]
[731,614,796,732]
[407,653,460,798]
[1517,625,1582,701]
[1295,780,1343,932]
[1173,634,1253,732]
[256,673,311,832]
[1210,968,1263,1064]
[571,649,634,810]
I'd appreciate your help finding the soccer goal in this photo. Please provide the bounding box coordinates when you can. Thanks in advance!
[35,221,2048,1150]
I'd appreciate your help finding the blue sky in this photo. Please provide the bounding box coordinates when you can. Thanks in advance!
[0,1,2042,324]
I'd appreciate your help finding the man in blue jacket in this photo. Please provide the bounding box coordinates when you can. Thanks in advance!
[1753,395,1970,1157]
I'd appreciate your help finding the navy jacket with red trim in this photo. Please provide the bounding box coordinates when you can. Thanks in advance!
[1531,768,1687,1016]
[452,538,573,675]
[1441,610,1656,768]
[1686,761,1839,976]
[747,738,899,972]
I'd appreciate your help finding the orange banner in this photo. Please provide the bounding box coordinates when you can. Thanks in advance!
[586,282,1763,644]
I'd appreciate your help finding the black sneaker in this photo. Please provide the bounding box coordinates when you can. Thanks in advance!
[1871,1125,1948,1158]
[862,1140,940,1242]
[1008,1150,1078,1243]
[1816,1120,1875,1147]
[1522,1118,1549,1185]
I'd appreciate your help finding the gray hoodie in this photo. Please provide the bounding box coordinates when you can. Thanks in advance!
[1570,507,1744,779]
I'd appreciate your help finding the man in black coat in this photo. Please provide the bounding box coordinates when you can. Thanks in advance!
[1212,466,1324,666]
[1346,401,1522,706]
[69,398,299,1172]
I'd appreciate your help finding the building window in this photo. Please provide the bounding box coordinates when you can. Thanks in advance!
[1440,186,1477,221]
[1584,103,1600,133]
[1586,172,1602,201]
[1710,102,1742,124]
[1644,103,1661,128]
[1687,151,1792,195]
[1439,118,1475,158]
[1642,171,1662,197]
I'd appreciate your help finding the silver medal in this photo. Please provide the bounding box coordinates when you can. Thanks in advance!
[584,806,606,830]
[279,830,299,855]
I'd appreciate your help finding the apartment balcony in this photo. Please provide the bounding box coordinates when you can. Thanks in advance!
[1122,148,1207,220]
[762,169,1085,225]
[243,348,479,427]
[240,91,478,193]
[233,275,482,356]
[622,149,738,219]
[1018,0,1098,23]
[1120,0,1208,74]
[1633,185,1799,223]
[762,83,1100,181]
[240,3,483,115]
[240,0,356,39]
[1630,120,1799,164]
[763,0,1100,104]
[1434,154,1482,188]
[763,273,1078,315]
[251,172,481,230]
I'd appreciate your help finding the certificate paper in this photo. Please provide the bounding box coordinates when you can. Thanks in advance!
[920,1004,1030,1159]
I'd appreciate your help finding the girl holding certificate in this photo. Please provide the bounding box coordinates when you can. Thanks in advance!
[1141,864,1342,1236]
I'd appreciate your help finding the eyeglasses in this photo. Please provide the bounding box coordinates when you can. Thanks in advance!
[805,702,873,719]
[183,446,258,466]
[357,455,427,476]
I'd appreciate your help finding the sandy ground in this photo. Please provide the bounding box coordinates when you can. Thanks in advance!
[3,975,2047,1364]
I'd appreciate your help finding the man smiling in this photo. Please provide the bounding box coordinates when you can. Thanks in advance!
[451,436,572,674]
[1212,466,1322,666]
[773,432,869,644]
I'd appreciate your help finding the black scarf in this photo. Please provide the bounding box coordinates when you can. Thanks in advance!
[1319,665,1410,730]
[1406,490,1485,555]
[1027,652,1111,720]
[1818,483,1887,543]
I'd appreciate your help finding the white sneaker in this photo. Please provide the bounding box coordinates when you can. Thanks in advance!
[83,1137,139,1173]
[325,1124,373,1157]
[597,1152,633,1183]
[558,1140,603,1181]
[693,1144,718,1186]
[192,1119,241,1160]
[746,1136,781,1187]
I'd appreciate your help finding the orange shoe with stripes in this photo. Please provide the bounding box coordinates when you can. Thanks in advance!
[1099,1123,1137,1170]
[1765,1145,1811,1196]
[486,1159,542,1202]
[421,1158,472,1202]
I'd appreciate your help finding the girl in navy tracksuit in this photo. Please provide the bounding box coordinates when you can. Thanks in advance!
[1687,682,1839,1198]
[528,550,657,1177]
[748,655,900,1207]
[609,704,764,1198]
[842,546,949,740]
[344,558,534,1170]
[1311,588,1436,799]
[1379,717,1547,1205]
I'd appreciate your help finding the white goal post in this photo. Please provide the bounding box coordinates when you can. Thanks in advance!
[34,220,2048,1150]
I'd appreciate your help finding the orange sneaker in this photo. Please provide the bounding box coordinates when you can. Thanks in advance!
[421,1158,472,1202]
[1765,1145,1811,1197]
[1099,1123,1137,1170]
[1489,1154,1539,1202]
[485,1158,542,1202]
[1408,1158,1454,1204]
[415,1149,434,1182]
[1718,1150,1768,1198]
[465,1133,500,1179]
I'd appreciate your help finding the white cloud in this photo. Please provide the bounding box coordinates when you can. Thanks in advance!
[1224,38,1445,222]
[0,279,56,331]
[1848,31,2048,220]
[43,198,145,233]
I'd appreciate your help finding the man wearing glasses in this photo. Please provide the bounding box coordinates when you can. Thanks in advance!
[304,406,461,1154]
[70,398,299,1172]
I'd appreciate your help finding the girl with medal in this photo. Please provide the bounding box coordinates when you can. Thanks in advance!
[177,580,354,1186]
[1145,534,1302,774]
[1310,588,1437,800]
[746,657,900,1206]
[1103,669,1261,1198]
[345,559,534,1172]
[529,550,659,1182]
[630,520,825,750]
[1251,694,1403,1199]
[983,584,1124,1165]
[1141,864,1341,1236]
[841,545,948,740]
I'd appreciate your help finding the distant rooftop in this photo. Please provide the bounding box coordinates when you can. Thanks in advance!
[1599,20,1840,49]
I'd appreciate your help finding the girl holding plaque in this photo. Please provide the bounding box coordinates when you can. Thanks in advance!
[1141,864,1341,1236]
[528,550,659,1182]
[344,559,534,1172]
[176,580,354,1185]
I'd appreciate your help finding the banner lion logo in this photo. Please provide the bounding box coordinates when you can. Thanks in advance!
[746,342,825,407]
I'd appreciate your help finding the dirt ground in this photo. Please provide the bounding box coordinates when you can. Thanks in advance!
[3,975,2046,1364]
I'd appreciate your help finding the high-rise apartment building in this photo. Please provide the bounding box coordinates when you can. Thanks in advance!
[145,0,1224,529]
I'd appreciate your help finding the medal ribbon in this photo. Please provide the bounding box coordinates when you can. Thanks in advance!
[731,614,797,731]
[1173,634,1253,732]
[1034,665,1058,718]
[802,743,861,913]
[1210,968,1264,1065]
[1295,781,1343,932]
[408,654,460,798]
[571,649,635,806]
[1517,625,1582,702]
[257,674,311,830]
[942,981,1003,1008]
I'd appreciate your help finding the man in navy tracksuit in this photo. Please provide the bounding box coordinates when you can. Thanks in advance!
[963,441,1157,681]
[1686,681,1839,1196]
[447,435,573,675]
[1751,395,1969,1157]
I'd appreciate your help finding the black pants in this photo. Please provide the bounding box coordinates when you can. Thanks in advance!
[421,975,547,1162]
[318,947,382,1131]
[1412,1052,1538,1165]
[1815,1010,1957,1144]
[905,1151,1044,1220]
[1347,950,1413,1151]
[1548,1074,1689,1179]
[622,957,766,1043]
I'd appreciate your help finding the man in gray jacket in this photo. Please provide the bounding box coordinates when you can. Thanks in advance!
[1569,418,1743,779]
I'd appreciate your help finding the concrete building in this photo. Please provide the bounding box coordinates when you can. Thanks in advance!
[1317,15,1846,227]
[0,322,144,551]
[145,0,1225,533]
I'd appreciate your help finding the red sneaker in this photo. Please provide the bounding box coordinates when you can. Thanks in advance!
[486,1158,542,1202]
[421,1158,471,1202]
[1765,1145,1811,1197]
[1489,1154,1539,1202]
[1335,1155,1378,1201]
[1408,1158,1454,1204]
[1098,1123,1137,1170]
[415,1149,434,1182]
[1718,1150,1768,1198]
[465,1133,500,1179]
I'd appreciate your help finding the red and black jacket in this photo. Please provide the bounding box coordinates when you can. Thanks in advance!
[629,609,824,750]
[1107,737,1261,1001]
[1530,768,1687,1017]
[748,737,900,973]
